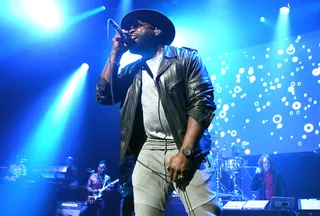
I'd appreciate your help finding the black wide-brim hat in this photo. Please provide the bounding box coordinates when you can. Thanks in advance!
[121,9,175,45]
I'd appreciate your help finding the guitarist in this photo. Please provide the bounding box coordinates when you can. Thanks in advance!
[82,160,112,216]
[4,155,27,183]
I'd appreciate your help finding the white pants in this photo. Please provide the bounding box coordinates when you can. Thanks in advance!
[132,148,222,216]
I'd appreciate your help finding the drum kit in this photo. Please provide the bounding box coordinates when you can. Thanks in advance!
[212,147,245,198]
[208,129,257,201]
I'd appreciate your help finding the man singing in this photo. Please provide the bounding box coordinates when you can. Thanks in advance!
[96,9,221,215]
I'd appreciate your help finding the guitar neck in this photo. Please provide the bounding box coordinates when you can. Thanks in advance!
[100,179,119,193]
[100,185,108,193]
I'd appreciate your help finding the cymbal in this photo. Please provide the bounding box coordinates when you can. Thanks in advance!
[211,148,226,152]
[243,166,258,169]
[221,156,243,160]
[217,192,238,198]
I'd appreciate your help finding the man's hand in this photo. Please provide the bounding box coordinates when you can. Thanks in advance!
[111,30,130,57]
[101,30,130,82]
[166,152,191,182]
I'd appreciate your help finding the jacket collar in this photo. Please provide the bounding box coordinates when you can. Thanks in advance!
[163,45,178,59]
[137,45,177,61]
[132,45,177,79]
[156,45,177,78]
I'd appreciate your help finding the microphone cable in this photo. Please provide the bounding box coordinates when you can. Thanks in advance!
[105,19,170,180]
[153,67,195,216]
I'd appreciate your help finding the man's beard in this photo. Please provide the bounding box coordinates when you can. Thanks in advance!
[128,44,142,55]
[129,38,157,55]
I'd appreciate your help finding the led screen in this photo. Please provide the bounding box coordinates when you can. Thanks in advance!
[206,30,320,156]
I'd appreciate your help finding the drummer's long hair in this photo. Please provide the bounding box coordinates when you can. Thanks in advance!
[257,154,274,170]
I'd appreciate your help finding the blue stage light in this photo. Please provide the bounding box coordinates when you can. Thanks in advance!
[280,6,290,15]
[22,0,62,29]
[81,63,89,71]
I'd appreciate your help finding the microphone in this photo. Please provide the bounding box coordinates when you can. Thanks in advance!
[108,19,134,45]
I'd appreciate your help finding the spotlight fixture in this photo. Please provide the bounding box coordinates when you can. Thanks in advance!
[280,4,290,14]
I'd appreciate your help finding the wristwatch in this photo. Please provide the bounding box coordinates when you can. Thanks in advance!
[181,147,193,158]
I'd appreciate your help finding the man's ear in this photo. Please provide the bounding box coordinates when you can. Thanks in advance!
[154,28,162,36]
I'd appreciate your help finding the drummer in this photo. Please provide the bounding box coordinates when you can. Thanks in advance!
[251,154,287,200]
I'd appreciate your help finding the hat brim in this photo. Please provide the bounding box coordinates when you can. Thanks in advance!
[121,9,175,45]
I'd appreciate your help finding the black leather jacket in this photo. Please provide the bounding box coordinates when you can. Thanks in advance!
[251,170,287,200]
[96,46,216,163]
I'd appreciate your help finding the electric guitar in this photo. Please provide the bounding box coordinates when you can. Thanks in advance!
[88,179,119,204]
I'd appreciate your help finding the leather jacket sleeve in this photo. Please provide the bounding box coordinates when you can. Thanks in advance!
[186,51,216,129]
[96,66,132,105]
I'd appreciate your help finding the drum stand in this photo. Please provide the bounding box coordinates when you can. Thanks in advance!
[229,169,248,200]
[213,149,229,194]
[211,137,249,201]
[216,167,229,194]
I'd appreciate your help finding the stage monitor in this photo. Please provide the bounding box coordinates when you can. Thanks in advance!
[298,199,320,211]
[270,196,295,210]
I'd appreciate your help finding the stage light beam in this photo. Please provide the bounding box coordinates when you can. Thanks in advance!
[22,0,62,29]
[274,4,291,41]
[22,64,88,165]
[69,6,105,25]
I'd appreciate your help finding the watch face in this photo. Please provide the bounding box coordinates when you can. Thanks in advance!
[183,148,192,156]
